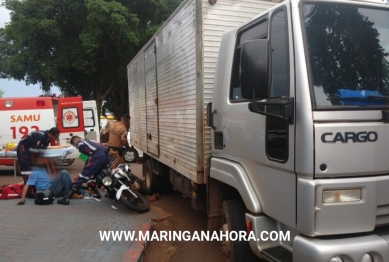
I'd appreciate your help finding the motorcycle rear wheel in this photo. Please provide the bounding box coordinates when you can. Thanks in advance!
[120,190,149,213]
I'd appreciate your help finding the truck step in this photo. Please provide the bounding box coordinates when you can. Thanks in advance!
[262,246,292,262]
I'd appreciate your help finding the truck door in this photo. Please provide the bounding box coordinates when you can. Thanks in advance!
[217,5,296,228]
[55,97,85,145]
[144,40,160,157]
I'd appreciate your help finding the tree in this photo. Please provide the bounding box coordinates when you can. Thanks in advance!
[304,3,389,96]
[0,88,3,97]
[0,0,184,117]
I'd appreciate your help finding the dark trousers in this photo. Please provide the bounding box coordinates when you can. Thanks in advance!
[16,144,36,197]
[48,170,72,197]
[72,153,110,190]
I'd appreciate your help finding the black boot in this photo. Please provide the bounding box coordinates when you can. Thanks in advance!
[57,186,75,205]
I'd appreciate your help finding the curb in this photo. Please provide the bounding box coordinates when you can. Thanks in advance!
[122,220,153,262]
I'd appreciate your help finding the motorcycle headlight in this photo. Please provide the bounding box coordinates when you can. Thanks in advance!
[102,176,112,186]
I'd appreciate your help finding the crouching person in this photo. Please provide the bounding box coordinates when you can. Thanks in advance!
[57,136,110,205]
[16,158,72,205]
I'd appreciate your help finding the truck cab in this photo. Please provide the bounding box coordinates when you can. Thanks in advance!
[210,0,389,261]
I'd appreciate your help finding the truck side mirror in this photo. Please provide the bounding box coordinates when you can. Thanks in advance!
[240,39,269,100]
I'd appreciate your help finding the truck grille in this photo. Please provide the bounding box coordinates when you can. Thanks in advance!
[376,205,389,226]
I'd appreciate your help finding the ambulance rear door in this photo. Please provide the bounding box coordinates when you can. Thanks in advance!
[82,100,100,141]
[55,97,85,145]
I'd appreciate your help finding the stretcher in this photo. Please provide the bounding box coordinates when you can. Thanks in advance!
[0,147,77,182]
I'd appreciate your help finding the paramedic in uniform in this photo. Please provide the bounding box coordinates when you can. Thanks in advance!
[57,135,110,205]
[105,114,131,169]
[16,127,60,197]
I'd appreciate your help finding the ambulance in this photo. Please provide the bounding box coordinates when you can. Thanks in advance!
[0,95,99,166]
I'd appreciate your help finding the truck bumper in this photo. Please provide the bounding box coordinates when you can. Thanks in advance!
[294,226,389,262]
[246,213,389,262]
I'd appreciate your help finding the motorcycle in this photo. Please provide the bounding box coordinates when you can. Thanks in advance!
[91,163,149,213]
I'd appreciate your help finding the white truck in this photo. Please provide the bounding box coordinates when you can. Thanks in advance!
[128,0,389,261]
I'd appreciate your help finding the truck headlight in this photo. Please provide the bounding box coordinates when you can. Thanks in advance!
[102,176,112,186]
[323,189,361,203]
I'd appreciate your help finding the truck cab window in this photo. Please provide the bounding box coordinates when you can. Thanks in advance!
[267,9,289,162]
[304,3,389,108]
[230,20,268,101]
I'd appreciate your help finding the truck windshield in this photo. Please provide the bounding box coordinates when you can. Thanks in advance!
[303,3,389,107]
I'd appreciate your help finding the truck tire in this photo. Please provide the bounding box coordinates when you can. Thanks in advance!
[143,159,172,194]
[221,200,257,262]
[143,159,160,195]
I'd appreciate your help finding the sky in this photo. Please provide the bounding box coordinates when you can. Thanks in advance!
[0,6,61,98]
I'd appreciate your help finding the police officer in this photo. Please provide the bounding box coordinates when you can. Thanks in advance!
[105,114,131,169]
[16,127,60,197]
[57,135,110,205]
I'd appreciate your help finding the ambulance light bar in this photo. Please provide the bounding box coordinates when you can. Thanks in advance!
[36,100,46,106]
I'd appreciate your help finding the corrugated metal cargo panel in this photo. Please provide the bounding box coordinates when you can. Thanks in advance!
[144,41,160,157]
[156,0,198,181]
[128,0,279,183]
[201,0,278,181]
[128,54,147,151]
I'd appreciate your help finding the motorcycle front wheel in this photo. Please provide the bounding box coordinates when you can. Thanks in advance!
[120,190,149,213]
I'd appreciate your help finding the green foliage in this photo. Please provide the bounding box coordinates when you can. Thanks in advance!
[304,3,389,96]
[0,88,4,97]
[0,0,184,116]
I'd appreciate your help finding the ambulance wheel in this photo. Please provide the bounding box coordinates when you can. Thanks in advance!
[221,200,257,262]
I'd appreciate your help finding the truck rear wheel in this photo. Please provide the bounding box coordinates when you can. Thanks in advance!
[221,200,256,262]
[143,159,159,195]
[143,159,172,195]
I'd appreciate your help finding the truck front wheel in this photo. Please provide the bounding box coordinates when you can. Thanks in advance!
[221,200,256,262]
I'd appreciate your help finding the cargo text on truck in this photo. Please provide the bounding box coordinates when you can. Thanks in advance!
[127,0,389,261]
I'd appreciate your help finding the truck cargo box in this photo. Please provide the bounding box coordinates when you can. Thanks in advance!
[128,0,277,183]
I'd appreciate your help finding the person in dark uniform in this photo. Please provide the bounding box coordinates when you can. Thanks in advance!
[57,135,110,205]
[16,127,60,197]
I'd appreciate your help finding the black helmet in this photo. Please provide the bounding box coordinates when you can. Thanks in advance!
[35,189,54,205]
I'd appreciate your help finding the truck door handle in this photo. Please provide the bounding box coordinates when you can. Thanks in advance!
[211,110,217,130]
[207,102,217,130]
